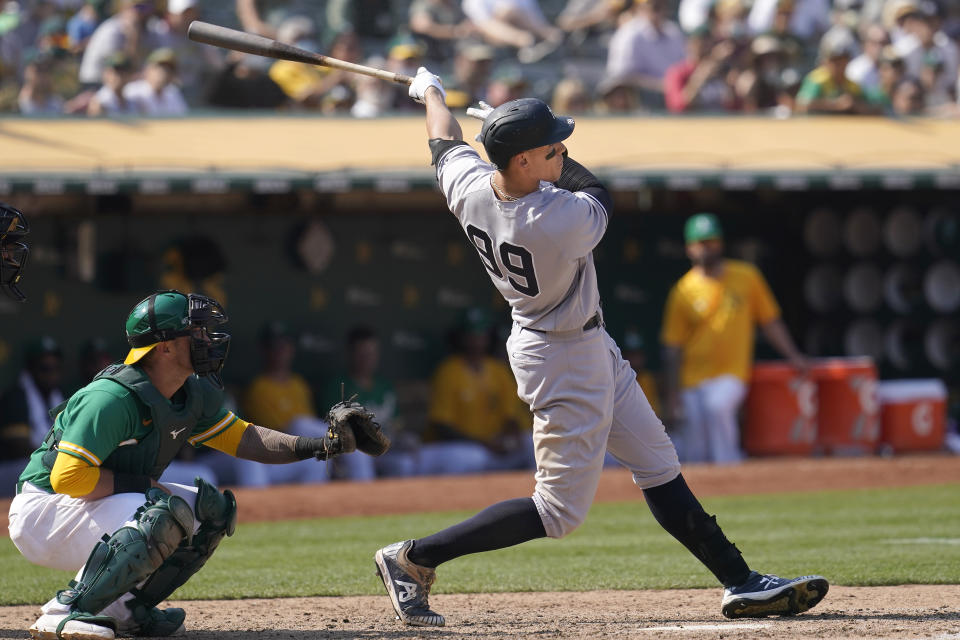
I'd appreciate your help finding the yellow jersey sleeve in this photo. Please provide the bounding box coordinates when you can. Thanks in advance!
[50,451,100,498]
[202,418,251,456]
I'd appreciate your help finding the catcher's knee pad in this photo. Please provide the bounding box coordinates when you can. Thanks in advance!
[532,490,588,539]
[133,478,237,608]
[58,492,194,616]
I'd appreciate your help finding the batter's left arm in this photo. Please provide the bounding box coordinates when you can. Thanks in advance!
[555,154,612,219]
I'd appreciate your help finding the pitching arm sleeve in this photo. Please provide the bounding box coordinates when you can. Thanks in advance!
[555,155,612,218]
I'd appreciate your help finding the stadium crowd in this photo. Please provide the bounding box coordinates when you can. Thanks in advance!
[1,0,959,116]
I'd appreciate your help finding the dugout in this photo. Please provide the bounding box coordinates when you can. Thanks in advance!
[0,115,957,415]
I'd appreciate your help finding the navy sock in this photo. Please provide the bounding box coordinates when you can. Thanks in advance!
[643,474,752,587]
[408,497,546,568]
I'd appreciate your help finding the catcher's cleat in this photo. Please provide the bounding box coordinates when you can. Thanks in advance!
[29,612,116,640]
[129,605,185,637]
[721,571,829,618]
[374,540,445,627]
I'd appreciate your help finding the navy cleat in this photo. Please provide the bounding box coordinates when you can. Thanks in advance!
[721,571,829,618]
[374,540,445,627]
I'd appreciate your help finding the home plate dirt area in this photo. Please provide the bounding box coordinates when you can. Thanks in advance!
[1,455,957,639]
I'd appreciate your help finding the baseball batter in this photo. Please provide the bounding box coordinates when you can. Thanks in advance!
[374,68,829,627]
[8,290,388,640]
[1,202,29,302]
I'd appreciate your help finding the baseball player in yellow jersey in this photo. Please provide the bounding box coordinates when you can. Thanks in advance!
[8,290,387,640]
[372,67,828,628]
[661,213,808,464]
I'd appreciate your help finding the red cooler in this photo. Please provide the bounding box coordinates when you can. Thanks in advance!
[877,379,947,453]
[811,357,879,454]
[743,362,818,456]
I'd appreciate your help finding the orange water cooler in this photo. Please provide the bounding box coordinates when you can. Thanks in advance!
[876,379,948,453]
[811,357,880,455]
[743,362,818,456]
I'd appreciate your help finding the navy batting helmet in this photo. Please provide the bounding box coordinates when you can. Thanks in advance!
[479,98,575,170]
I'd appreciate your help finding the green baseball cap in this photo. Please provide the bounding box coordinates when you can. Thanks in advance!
[124,290,190,364]
[684,213,723,244]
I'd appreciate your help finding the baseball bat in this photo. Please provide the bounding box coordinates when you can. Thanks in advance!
[187,21,414,86]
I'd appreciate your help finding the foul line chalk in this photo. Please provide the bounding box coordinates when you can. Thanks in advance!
[641,623,772,632]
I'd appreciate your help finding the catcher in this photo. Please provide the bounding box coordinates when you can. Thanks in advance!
[8,290,388,640]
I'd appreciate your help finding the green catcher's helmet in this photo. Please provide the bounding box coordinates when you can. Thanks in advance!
[124,289,230,382]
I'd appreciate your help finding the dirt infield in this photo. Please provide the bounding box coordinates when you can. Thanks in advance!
[2,454,958,639]
[1,586,958,639]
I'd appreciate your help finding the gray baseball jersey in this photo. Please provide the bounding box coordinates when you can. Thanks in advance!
[437,145,607,332]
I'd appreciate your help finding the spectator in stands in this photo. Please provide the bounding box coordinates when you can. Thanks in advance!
[408,0,476,62]
[123,47,187,115]
[67,0,107,54]
[462,0,564,63]
[18,49,63,114]
[737,34,797,113]
[78,0,171,87]
[890,74,925,114]
[661,213,807,464]
[234,321,330,486]
[86,51,136,115]
[442,40,495,109]
[485,65,529,106]
[795,29,877,114]
[207,51,289,109]
[557,0,622,35]
[748,0,830,44]
[895,3,958,104]
[163,0,223,107]
[866,45,906,109]
[326,0,397,43]
[350,55,393,116]
[846,22,890,91]
[269,16,344,108]
[321,325,417,478]
[385,35,428,111]
[551,75,592,113]
[13,0,56,56]
[605,0,686,107]
[757,0,808,69]
[595,73,640,112]
[420,308,533,475]
[664,27,740,113]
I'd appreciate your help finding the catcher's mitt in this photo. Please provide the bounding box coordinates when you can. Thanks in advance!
[326,400,390,457]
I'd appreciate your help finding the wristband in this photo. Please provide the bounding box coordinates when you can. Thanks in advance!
[295,436,327,461]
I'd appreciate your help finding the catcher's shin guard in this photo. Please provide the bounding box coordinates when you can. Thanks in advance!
[56,489,195,617]
[133,477,237,608]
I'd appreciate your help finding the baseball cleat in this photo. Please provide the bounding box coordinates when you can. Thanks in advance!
[130,606,186,637]
[721,571,829,618]
[374,540,445,627]
[29,613,116,640]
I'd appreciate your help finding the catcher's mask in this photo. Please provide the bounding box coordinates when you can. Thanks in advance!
[124,289,231,386]
[0,203,29,302]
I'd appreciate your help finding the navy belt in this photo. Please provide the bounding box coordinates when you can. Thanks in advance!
[527,313,602,335]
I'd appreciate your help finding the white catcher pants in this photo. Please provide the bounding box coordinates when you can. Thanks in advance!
[507,323,680,539]
[9,481,203,630]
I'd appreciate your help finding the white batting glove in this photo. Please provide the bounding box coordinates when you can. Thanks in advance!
[408,66,446,104]
[466,100,494,121]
